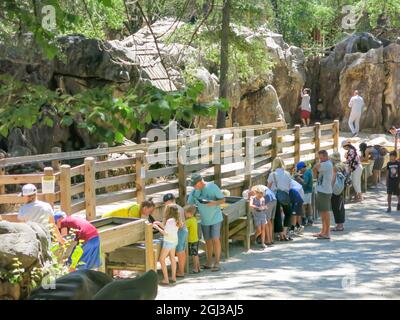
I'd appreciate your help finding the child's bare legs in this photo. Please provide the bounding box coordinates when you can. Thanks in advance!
[260,223,266,245]
[301,118,307,127]
[192,255,200,272]
[306,118,310,126]
[264,221,272,244]
[169,248,177,282]
[159,248,171,284]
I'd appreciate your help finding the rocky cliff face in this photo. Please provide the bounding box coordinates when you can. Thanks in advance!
[312,32,400,132]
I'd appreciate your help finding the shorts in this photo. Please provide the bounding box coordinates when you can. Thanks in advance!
[266,200,276,220]
[373,157,384,171]
[316,192,332,212]
[252,210,267,226]
[292,202,303,216]
[188,242,199,256]
[301,110,311,119]
[201,222,222,241]
[69,236,101,270]
[163,241,177,250]
[387,181,400,196]
[303,193,312,205]
[176,227,188,253]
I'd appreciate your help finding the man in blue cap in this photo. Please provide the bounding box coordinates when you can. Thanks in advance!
[187,173,225,272]
[294,161,314,226]
[54,211,101,272]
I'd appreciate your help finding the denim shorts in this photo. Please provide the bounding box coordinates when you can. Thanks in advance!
[201,222,222,241]
[176,227,188,253]
[163,241,177,250]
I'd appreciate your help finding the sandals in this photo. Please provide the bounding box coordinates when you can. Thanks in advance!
[201,265,212,270]
[159,281,170,286]
[316,235,331,240]
[331,227,344,232]
[211,265,220,272]
[191,270,201,274]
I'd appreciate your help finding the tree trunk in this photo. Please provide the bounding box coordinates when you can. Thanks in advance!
[217,0,230,129]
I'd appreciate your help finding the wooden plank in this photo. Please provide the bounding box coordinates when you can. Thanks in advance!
[144,222,155,271]
[146,181,180,195]
[320,135,333,142]
[96,189,137,207]
[84,157,96,221]
[0,144,146,169]
[315,122,321,161]
[135,151,146,204]
[279,128,295,136]
[0,194,26,204]
[300,137,315,144]
[253,156,272,169]
[321,143,335,150]
[177,142,187,207]
[145,166,177,180]
[95,158,135,173]
[60,165,72,215]
[71,183,85,196]
[320,123,334,130]
[280,152,296,160]
[70,164,85,178]
[254,131,271,143]
[281,140,295,148]
[95,173,135,190]
[300,148,316,156]
[98,220,145,253]
[254,146,268,157]
[42,167,55,208]
[271,128,278,159]
[71,200,86,214]
[294,125,301,164]
[213,141,222,188]
[333,119,340,151]
[300,126,315,134]
[0,174,43,185]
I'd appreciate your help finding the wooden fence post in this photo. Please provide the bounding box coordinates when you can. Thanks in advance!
[97,142,109,194]
[43,167,55,208]
[294,124,301,164]
[213,140,222,188]
[0,154,5,197]
[177,142,187,207]
[60,164,72,215]
[271,128,278,160]
[51,147,61,172]
[315,122,321,161]
[135,151,146,204]
[333,120,340,152]
[244,137,254,190]
[84,157,96,221]
[144,221,155,271]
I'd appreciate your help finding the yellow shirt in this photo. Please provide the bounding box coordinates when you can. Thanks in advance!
[185,217,199,243]
[102,203,141,219]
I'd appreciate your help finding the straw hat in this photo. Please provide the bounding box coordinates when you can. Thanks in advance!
[330,151,342,163]
[341,139,352,148]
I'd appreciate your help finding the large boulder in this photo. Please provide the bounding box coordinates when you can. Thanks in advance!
[233,85,285,125]
[0,221,50,270]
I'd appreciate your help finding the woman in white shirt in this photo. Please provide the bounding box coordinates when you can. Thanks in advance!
[267,157,293,241]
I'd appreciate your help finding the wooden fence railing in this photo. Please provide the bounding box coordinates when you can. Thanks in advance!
[0,120,340,220]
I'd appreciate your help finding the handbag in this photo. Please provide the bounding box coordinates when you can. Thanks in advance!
[273,173,290,205]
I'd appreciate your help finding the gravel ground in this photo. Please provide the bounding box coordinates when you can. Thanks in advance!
[156,185,400,300]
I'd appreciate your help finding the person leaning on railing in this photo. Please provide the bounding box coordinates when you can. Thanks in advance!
[101,200,156,223]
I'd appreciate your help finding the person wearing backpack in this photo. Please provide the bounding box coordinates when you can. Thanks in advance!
[359,142,386,188]
[267,157,293,241]
[313,150,334,240]
[330,152,346,232]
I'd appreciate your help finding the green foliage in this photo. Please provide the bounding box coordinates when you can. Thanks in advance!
[0,258,25,285]
[0,75,228,145]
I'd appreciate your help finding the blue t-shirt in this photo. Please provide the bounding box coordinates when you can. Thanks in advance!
[302,168,314,194]
[264,188,277,203]
[188,183,224,226]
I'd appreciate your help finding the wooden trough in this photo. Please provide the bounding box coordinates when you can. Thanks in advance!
[220,196,252,259]
[91,217,156,274]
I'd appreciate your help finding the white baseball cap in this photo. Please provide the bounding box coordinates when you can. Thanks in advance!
[20,184,37,196]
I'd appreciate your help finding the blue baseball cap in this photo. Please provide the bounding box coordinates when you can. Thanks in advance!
[53,211,67,223]
[296,161,307,171]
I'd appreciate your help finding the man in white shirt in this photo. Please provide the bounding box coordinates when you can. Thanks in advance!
[18,184,64,244]
[348,90,364,137]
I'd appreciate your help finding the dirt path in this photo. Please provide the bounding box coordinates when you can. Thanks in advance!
[156,185,400,300]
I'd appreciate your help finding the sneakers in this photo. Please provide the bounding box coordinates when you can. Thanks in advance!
[295,225,304,234]
[306,218,314,226]
[387,207,391,213]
